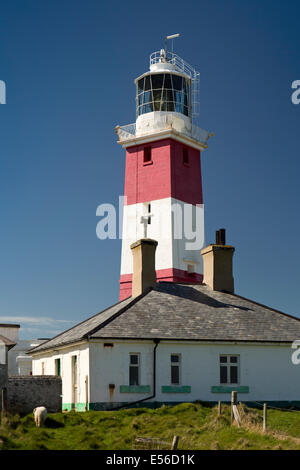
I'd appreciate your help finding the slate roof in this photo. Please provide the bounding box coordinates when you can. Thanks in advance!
[29,282,300,354]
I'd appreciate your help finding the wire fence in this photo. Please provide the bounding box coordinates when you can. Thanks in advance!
[249,401,300,413]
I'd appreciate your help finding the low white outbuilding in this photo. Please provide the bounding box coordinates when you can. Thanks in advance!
[0,324,47,376]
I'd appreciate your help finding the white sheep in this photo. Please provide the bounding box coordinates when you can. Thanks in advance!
[33,406,47,427]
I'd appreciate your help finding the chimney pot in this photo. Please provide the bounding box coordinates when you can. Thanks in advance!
[216,228,226,245]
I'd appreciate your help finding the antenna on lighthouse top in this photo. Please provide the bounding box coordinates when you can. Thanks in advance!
[164,33,180,57]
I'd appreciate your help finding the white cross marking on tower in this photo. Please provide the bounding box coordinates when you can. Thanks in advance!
[140,213,153,238]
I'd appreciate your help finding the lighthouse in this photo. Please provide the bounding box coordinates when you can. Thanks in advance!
[116,38,213,300]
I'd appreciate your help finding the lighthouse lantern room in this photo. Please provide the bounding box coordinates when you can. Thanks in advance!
[116,38,213,300]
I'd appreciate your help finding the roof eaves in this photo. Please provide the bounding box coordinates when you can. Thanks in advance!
[28,296,133,354]
[29,338,88,355]
[88,336,295,344]
[29,288,154,354]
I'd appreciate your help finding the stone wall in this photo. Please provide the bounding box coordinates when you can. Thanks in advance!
[7,375,62,414]
[0,364,8,388]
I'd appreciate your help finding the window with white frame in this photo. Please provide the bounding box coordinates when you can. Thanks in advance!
[129,353,140,386]
[219,355,239,384]
[171,354,181,385]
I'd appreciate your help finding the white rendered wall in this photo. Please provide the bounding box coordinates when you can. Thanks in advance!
[121,197,204,276]
[0,345,6,364]
[32,342,89,407]
[136,111,192,138]
[8,340,46,376]
[33,340,300,409]
[89,340,300,405]
[89,341,154,405]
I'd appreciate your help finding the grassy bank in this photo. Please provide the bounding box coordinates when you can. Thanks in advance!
[1,402,300,450]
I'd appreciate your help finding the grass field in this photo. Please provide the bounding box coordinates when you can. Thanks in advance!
[1,402,300,450]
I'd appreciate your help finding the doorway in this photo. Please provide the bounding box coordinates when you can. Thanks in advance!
[71,355,78,410]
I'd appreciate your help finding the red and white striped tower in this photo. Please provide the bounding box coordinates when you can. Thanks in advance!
[116,44,212,300]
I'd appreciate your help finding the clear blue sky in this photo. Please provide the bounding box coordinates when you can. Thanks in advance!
[0,0,299,339]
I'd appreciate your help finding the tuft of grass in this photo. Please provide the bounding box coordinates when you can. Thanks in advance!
[0,403,300,450]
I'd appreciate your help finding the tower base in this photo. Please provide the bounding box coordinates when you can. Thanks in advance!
[119,269,203,301]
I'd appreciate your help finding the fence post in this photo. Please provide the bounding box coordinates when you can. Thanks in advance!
[85,375,88,411]
[171,436,179,450]
[263,403,267,432]
[231,391,237,424]
[218,400,222,416]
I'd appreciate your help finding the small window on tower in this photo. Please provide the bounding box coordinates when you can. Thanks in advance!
[143,146,152,164]
[187,264,194,274]
[183,148,189,165]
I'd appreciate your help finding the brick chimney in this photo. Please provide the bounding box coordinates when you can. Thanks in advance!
[130,239,158,297]
[201,229,235,293]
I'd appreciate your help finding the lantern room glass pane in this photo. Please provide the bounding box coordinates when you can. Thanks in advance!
[174,90,182,104]
[175,101,181,113]
[143,90,152,104]
[167,102,175,111]
[172,75,183,90]
[183,79,188,94]
[144,75,151,91]
[151,74,164,89]
[153,100,161,111]
[164,74,172,89]
[137,78,144,94]
[144,102,153,113]
[167,89,174,102]
[153,88,162,102]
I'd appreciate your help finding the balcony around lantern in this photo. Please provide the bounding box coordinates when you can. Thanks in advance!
[115,113,213,149]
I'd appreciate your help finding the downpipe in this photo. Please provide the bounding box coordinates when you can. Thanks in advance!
[111,339,160,411]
